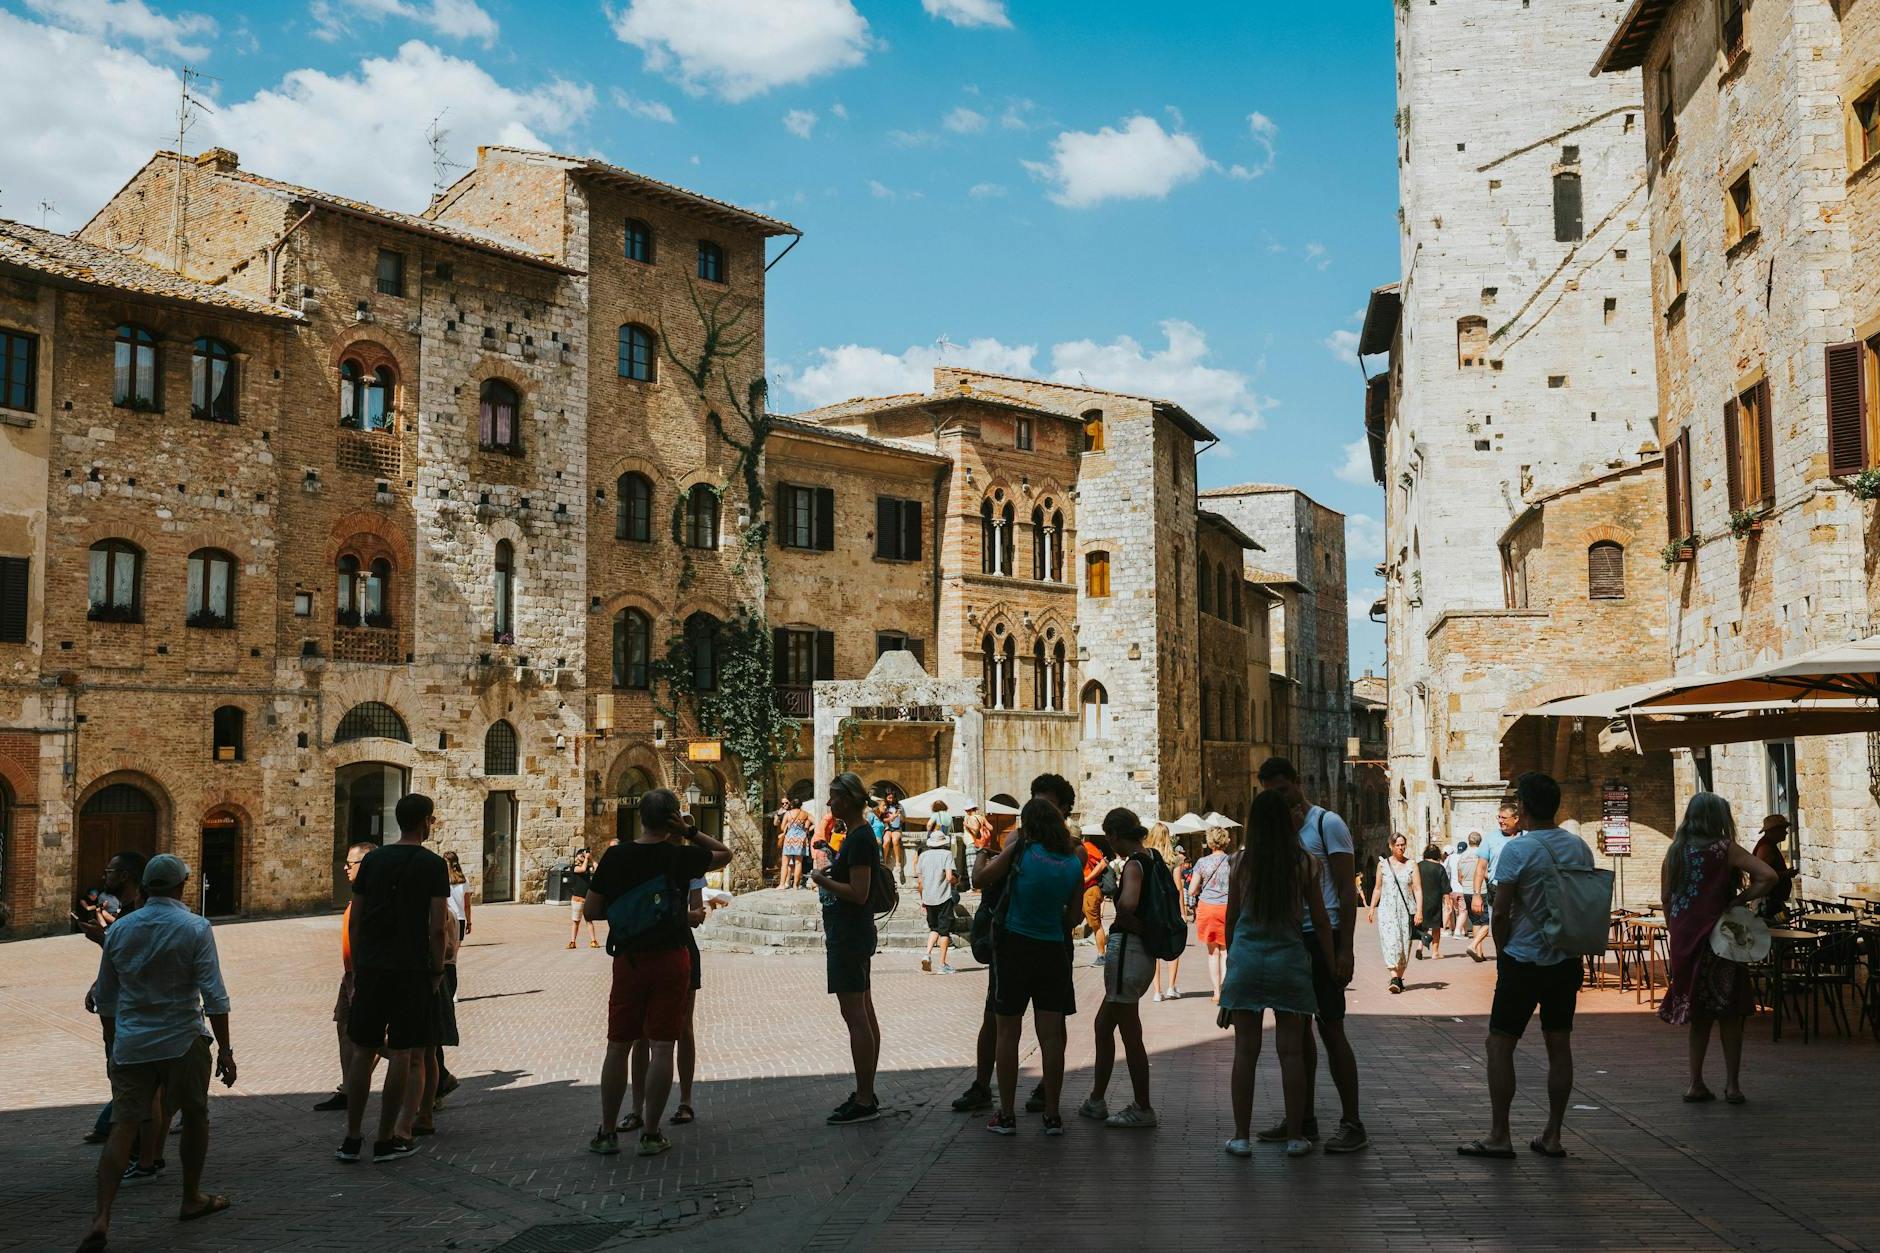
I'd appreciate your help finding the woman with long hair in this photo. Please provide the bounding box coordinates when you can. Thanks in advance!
[975,796,1087,1136]
[1366,833,1420,994]
[1219,790,1334,1158]
[1142,821,1185,1001]
[1188,828,1235,1004]
[1659,792,1777,1104]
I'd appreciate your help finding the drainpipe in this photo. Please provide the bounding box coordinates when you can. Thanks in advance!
[267,204,317,303]
[763,231,804,274]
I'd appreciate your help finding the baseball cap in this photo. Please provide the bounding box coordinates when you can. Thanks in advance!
[143,854,190,890]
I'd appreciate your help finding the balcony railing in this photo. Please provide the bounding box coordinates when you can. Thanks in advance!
[775,684,814,719]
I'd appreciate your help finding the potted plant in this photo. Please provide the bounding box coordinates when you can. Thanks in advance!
[1660,537,1696,568]
[335,608,361,628]
[1728,507,1764,539]
[1852,468,1880,501]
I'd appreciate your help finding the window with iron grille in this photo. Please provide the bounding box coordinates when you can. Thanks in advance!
[335,701,410,743]
[376,249,405,297]
[484,720,519,775]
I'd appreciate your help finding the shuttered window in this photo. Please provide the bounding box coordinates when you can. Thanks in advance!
[0,557,26,643]
[1664,429,1694,541]
[1724,380,1774,511]
[1588,543,1625,600]
[1553,172,1584,242]
[875,497,922,561]
[1827,340,1869,475]
[1,329,38,412]
[778,484,833,551]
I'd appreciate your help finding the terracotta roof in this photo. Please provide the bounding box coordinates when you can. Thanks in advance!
[1197,509,1265,553]
[1244,567,1309,593]
[938,367,1218,443]
[1202,481,1341,517]
[477,146,800,238]
[789,389,1066,426]
[1498,455,1665,547]
[0,219,299,321]
[1592,0,1677,75]
[768,415,947,461]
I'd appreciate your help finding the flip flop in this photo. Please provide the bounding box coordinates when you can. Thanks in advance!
[669,1104,696,1125]
[1457,1139,1516,1159]
[1725,1091,1748,1106]
[179,1195,231,1223]
[1682,1089,1716,1104]
[76,1232,107,1253]
[1528,1138,1567,1158]
[616,1113,644,1133]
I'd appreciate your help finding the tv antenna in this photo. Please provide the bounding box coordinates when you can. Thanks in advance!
[428,110,466,199]
[170,65,219,274]
[38,202,57,230]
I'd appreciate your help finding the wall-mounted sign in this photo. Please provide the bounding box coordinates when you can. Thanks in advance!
[687,740,722,763]
[1598,779,1631,856]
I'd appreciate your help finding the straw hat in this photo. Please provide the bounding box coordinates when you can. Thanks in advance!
[1709,906,1772,963]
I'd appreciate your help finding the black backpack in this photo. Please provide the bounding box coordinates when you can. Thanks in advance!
[1134,850,1188,961]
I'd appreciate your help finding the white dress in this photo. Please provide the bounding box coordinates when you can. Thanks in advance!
[1376,857,1415,967]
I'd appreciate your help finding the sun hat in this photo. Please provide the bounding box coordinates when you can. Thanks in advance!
[1710,906,1772,963]
[925,831,950,849]
[143,853,190,891]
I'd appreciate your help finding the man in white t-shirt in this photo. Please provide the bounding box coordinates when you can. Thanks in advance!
[1255,757,1367,1154]
[1445,836,1480,940]
[1459,771,1591,1161]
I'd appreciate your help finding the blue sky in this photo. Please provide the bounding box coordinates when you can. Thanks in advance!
[0,0,1393,671]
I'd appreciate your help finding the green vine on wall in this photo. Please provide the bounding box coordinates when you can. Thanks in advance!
[832,714,862,774]
[650,611,799,809]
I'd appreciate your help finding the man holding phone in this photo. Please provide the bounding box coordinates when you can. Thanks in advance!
[80,854,236,1251]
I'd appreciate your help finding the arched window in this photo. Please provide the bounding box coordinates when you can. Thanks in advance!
[479,379,521,451]
[613,608,651,689]
[624,217,654,264]
[697,239,725,283]
[1216,564,1230,620]
[1200,685,1213,739]
[685,612,722,691]
[1031,507,1048,581]
[980,631,1014,710]
[618,324,656,382]
[1000,634,1017,710]
[1085,551,1112,598]
[683,484,719,550]
[186,548,235,628]
[1081,681,1110,739]
[1230,577,1243,626]
[190,337,237,421]
[1198,552,1212,613]
[1588,541,1626,599]
[493,540,514,639]
[484,720,519,775]
[998,502,1015,574]
[88,539,143,622]
[1049,509,1065,581]
[1032,637,1048,709]
[980,500,997,574]
[616,472,653,542]
[335,701,409,743]
[363,366,393,431]
[338,555,391,627]
[1081,408,1105,453]
[337,555,359,622]
[213,705,244,761]
[366,559,390,624]
[1051,640,1067,711]
[338,360,361,426]
[114,324,158,407]
[1457,315,1489,369]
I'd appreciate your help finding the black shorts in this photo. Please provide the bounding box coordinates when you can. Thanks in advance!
[1305,929,1347,1023]
[925,902,953,934]
[348,967,440,1051]
[824,908,876,996]
[990,932,1076,1017]
[1490,954,1582,1038]
[686,936,702,992]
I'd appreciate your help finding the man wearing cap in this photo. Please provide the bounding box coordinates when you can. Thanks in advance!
[1751,814,1799,919]
[81,854,235,1250]
[917,829,960,974]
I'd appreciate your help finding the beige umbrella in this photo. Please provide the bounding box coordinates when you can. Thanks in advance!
[984,798,1022,817]
[1202,811,1242,830]
[899,786,975,819]
[1634,635,1880,709]
[1168,812,1208,836]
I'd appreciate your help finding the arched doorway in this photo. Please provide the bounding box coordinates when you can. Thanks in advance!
[788,777,815,805]
[482,792,517,904]
[333,762,407,900]
[615,767,651,846]
[200,810,242,917]
[78,783,159,905]
[687,767,724,843]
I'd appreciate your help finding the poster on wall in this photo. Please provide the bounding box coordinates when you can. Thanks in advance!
[1598,779,1631,856]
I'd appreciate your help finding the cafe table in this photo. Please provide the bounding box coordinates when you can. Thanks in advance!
[1800,910,1859,929]
[1626,916,1668,1005]
[1763,927,1825,1043]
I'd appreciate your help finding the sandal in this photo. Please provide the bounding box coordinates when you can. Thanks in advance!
[589,939,601,949]
[1528,1138,1567,1159]
[1725,1091,1748,1106]
[1456,1139,1516,1159]
[179,1195,231,1222]
[566,941,577,950]
[669,1104,695,1125]
[616,1112,644,1133]
[1682,1087,1716,1104]
[76,1232,108,1253]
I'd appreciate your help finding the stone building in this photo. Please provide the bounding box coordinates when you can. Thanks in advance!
[1372,0,1664,848]
[1595,0,1880,895]
[1196,508,1266,826]
[1201,484,1352,818]
[1349,671,1390,857]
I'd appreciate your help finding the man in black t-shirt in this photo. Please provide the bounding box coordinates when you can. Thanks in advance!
[581,787,729,1158]
[338,793,449,1166]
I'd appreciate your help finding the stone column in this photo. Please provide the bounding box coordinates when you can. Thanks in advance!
[949,706,985,803]
[814,703,848,805]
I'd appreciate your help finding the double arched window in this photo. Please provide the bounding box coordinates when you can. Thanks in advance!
[624,218,654,264]
[191,337,237,421]
[479,379,521,451]
[1031,504,1065,582]
[484,720,519,775]
[339,359,394,431]
[685,612,722,691]
[1081,681,1109,739]
[1085,551,1112,598]
[616,472,653,542]
[493,540,514,639]
[618,324,656,382]
[337,554,391,627]
[186,548,235,628]
[697,239,725,283]
[114,324,158,408]
[613,608,652,689]
[980,498,1015,576]
[88,539,143,622]
[981,632,1016,710]
[683,484,719,550]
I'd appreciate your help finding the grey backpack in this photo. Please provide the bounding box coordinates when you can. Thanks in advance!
[1533,836,1614,957]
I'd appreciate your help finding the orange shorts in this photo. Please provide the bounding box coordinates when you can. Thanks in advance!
[1196,902,1229,948]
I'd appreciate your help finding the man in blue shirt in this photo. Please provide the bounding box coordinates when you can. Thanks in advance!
[83,854,236,1250]
[1459,773,1593,1160]
[1467,803,1520,962]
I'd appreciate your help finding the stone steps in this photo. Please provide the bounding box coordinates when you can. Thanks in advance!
[698,886,974,954]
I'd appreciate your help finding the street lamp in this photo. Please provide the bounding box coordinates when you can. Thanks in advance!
[684,782,701,807]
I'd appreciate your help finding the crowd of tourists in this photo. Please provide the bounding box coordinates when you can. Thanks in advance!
[67,743,1801,1246]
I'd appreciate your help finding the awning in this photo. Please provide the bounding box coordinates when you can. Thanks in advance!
[1634,636,1880,709]
[1519,678,1699,719]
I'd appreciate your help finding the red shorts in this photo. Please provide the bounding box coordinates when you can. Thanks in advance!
[606,948,692,1043]
[1195,902,1229,948]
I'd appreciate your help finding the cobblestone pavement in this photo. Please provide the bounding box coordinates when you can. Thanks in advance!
[2,903,1875,1253]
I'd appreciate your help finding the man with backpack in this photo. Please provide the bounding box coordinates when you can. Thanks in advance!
[583,787,730,1157]
[1078,808,1182,1129]
[1458,772,1596,1161]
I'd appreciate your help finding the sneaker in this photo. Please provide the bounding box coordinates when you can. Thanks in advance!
[986,1112,1017,1136]
[1324,1120,1370,1154]
[1042,1115,1065,1136]
[122,1159,164,1181]
[1076,1097,1109,1122]
[335,1136,363,1163]
[1090,955,1109,968]
[372,1137,416,1162]
[938,963,956,975]
[951,1082,993,1113]
[1151,991,1163,1003]
[1105,1104,1157,1129]
[1224,1138,1254,1158]
[588,1130,620,1155]
[312,1090,349,1112]
[636,1132,672,1157]
[920,957,932,973]
[1024,1084,1046,1114]
[1257,1116,1319,1143]
[827,1098,882,1126]
[1286,1138,1315,1157]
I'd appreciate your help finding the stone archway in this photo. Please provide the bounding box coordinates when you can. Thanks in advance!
[812,650,983,808]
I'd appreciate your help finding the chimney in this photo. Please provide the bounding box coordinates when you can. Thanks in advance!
[196,148,240,173]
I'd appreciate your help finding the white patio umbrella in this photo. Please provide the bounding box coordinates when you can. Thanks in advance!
[1202,811,1242,829]
[1167,812,1207,835]
[984,798,1022,817]
[900,785,975,820]
[1079,820,1106,837]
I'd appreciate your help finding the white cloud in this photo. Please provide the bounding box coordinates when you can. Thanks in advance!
[1324,329,1361,365]
[942,106,986,134]
[1304,241,1331,270]
[781,337,1039,407]
[830,101,849,120]
[866,179,922,201]
[611,88,676,123]
[999,97,1037,130]
[1348,585,1383,624]
[610,0,872,102]
[783,108,817,138]
[311,0,498,45]
[1227,111,1278,180]
[1023,114,1211,209]
[23,0,213,57]
[1335,438,1375,486]
[888,128,937,147]
[921,0,1012,29]
[968,181,1007,198]
[1347,514,1385,562]
[1048,320,1269,434]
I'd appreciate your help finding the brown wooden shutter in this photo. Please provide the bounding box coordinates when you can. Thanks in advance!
[1663,433,1685,541]
[1723,397,1743,512]
[901,501,922,562]
[815,630,835,681]
[1588,543,1625,599]
[814,487,835,551]
[1827,342,1866,476]
[0,557,26,644]
[1755,379,1775,506]
[876,496,894,559]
